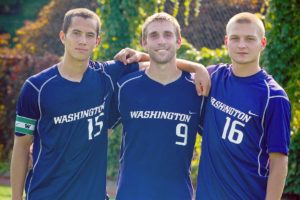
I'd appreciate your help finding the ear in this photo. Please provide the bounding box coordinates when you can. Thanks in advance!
[96,36,101,46]
[176,36,182,49]
[59,31,65,45]
[141,38,148,51]
[261,37,267,49]
[224,35,229,47]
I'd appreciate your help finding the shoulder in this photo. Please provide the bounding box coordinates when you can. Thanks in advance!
[26,64,58,90]
[117,71,144,87]
[207,63,230,77]
[90,60,122,70]
[262,70,289,101]
[181,71,196,85]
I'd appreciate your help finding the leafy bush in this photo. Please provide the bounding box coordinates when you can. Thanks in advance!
[0,50,59,162]
[262,0,300,196]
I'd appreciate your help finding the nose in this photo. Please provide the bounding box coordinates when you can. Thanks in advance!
[157,35,166,44]
[238,39,246,48]
[78,35,87,45]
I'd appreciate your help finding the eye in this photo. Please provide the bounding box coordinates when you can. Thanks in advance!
[149,32,159,39]
[246,37,256,41]
[164,32,173,38]
[230,37,239,41]
[87,33,95,38]
[73,31,81,36]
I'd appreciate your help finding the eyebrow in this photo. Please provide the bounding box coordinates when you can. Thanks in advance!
[72,29,96,35]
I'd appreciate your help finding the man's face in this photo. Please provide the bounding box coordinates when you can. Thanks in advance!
[225,22,266,67]
[142,21,181,64]
[60,16,100,62]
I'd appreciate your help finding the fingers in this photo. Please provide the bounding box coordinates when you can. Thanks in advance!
[114,48,130,65]
[114,48,139,65]
[196,84,203,96]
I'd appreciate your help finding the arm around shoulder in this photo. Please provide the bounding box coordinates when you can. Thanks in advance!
[176,59,211,96]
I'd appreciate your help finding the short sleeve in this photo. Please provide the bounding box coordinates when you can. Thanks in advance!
[264,97,291,155]
[198,96,207,135]
[108,83,121,129]
[15,80,39,136]
[101,60,139,84]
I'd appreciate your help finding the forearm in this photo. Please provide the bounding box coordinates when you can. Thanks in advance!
[176,58,206,73]
[265,153,288,200]
[11,136,31,200]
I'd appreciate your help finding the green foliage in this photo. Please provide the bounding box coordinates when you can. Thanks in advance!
[191,135,201,186]
[0,161,9,176]
[178,39,230,66]
[0,0,49,38]
[12,0,99,56]
[94,0,202,60]
[107,126,122,179]
[95,0,160,60]
[0,52,59,161]
[285,132,300,195]
[262,0,300,195]
[262,0,300,85]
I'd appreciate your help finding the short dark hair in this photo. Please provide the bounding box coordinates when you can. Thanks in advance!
[62,8,101,36]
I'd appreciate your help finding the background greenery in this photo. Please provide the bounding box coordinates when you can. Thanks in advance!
[0,0,299,198]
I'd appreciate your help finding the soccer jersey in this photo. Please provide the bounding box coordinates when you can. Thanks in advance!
[196,64,291,200]
[15,60,138,200]
[111,71,204,200]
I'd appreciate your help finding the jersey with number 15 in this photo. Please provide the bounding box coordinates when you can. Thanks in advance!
[15,60,138,200]
[196,64,291,200]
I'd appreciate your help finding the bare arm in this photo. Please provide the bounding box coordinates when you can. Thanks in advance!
[265,152,288,200]
[114,48,211,96]
[11,134,33,200]
[176,58,210,96]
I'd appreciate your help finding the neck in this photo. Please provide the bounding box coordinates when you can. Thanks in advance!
[231,61,261,77]
[146,59,181,84]
[58,55,89,82]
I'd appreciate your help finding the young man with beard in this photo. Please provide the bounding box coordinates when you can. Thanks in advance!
[111,12,204,200]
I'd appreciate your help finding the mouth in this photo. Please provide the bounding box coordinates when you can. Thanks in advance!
[155,49,168,53]
[75,48,88,52]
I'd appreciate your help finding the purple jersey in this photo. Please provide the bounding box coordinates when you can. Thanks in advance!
[196,64,291,200]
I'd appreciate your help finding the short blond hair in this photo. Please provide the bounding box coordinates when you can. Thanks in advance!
[142,12,181,42]
[226,12,265,38]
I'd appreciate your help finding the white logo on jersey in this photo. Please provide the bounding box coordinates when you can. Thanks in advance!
[210,97,252,123]
[248,110,259,117]
[53,103,105,124]
[130,111,192,123]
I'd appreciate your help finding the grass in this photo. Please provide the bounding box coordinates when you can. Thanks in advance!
[0,185,11,200]
[0,185,115,200]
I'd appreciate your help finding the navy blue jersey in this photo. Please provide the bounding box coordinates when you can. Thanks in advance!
[111,71,204,200]
[196,64,291,200]
[15,60,138,200]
